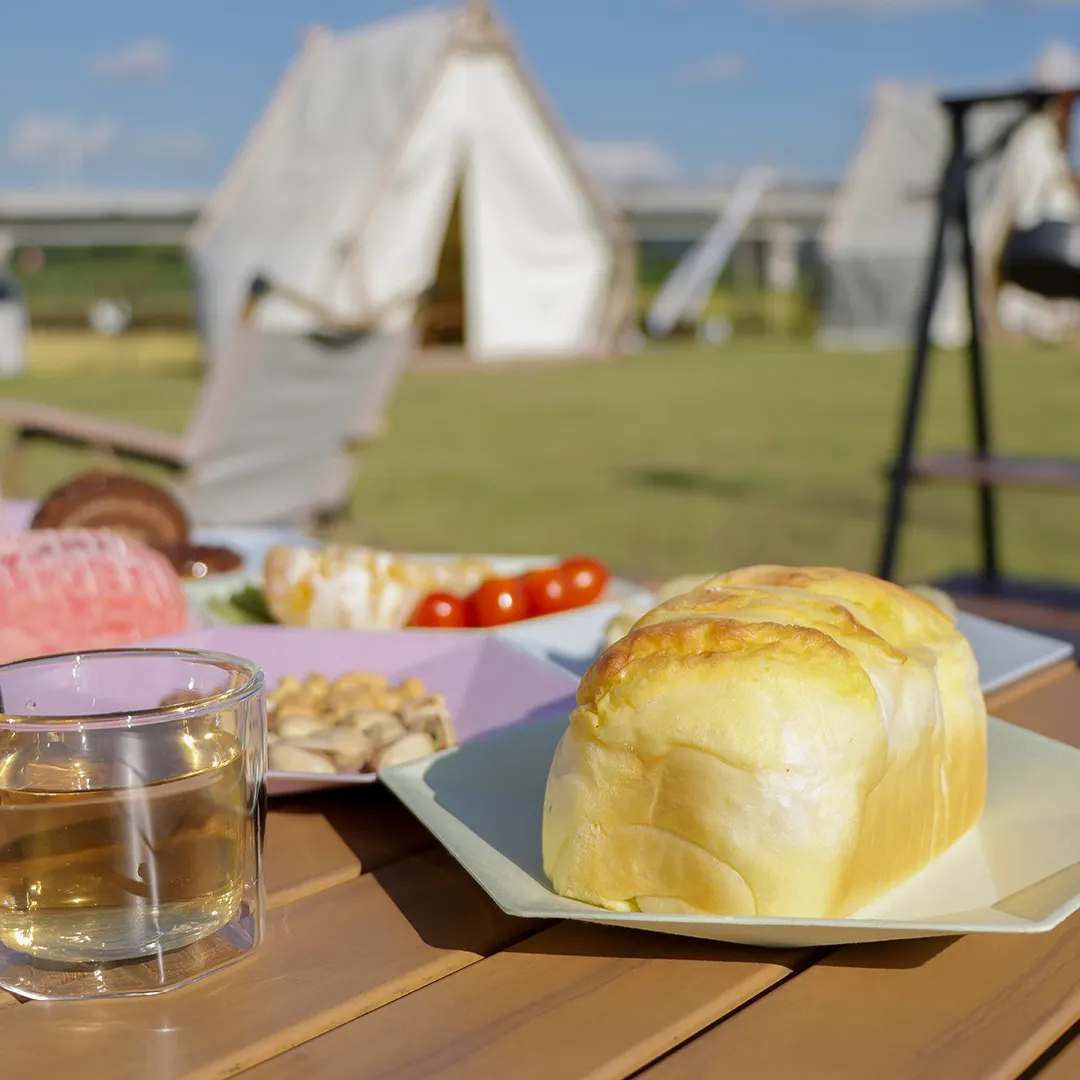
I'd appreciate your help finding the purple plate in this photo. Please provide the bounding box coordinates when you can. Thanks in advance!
[144,625,580,795]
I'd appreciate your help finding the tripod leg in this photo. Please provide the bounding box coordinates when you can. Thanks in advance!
[953,113,1000,590]
[877,149,964,582]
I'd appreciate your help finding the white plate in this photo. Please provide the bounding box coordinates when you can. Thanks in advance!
[381,715,1080,947]
[954,610,1074,693]
[185,551,640,631]
[497,599,1074,696]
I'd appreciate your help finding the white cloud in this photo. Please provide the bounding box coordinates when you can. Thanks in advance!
[7,116,210,182]
[10,116,119,169]
[89,39,171,83]
[760,0,972,15]
[679,52,748,86]
[574,139,680,188]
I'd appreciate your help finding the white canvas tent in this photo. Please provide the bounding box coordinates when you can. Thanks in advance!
[818,81,1024,351]
[187,1,636,364]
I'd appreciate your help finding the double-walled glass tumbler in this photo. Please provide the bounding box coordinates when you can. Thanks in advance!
[0,648,266,999]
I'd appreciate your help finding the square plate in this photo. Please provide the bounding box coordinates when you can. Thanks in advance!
[144,625,579,796]
[954,610,1074,693]
[497,599,1075,696]
[381,715,1080,947]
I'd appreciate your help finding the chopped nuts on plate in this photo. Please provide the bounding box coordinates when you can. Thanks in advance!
[264,671,455,775]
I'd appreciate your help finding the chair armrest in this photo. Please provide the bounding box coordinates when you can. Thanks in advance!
[0,400,188,469]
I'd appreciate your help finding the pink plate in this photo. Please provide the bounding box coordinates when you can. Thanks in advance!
[144,625,580,796]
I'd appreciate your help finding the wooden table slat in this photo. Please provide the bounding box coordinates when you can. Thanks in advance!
[263,786,434,908]
[1031,1023,1080,1078]
[264,811,361,908]
[241,923,814,1080]
[639,924,1080,1080]
[637,670,1080,1080]
[0,991,17,1010]
[981,659,1076,713]
[0,850,541,1080]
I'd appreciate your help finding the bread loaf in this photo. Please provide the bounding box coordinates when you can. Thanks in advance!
[542,566,986,919]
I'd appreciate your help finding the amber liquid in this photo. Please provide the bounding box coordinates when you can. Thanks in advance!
[0,729,247,963]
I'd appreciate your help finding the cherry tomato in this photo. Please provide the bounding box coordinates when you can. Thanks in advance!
[467,576,530,627]
[560,556,610,607]
[520,568,573,617]
[407,592,471,629]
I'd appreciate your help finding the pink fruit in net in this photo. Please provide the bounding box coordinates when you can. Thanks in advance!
[0,529,189,664]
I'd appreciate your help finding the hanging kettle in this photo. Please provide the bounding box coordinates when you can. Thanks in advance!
[1000,219,1080,299]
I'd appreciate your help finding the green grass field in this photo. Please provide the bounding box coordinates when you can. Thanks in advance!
[3,333,1079,587]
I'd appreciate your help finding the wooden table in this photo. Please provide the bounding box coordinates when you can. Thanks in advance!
[3,660,1080,1079]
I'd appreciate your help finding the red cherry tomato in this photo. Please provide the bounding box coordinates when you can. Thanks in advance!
[560,556,610,607]
[407,592,471,629]
[520,568,573,617]
[467,576,530,627]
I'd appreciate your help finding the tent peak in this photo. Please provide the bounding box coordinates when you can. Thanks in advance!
[299,24,331,49]
[458,0,506,47]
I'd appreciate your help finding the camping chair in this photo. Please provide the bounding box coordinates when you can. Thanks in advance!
[0,280,415,527]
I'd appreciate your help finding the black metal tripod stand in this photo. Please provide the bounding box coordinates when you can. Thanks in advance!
[876,86,1065,588]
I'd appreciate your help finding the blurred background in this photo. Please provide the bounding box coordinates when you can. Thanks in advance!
[1,0,1079,596]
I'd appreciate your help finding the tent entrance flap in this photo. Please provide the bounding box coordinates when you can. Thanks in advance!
[421,179,467,346]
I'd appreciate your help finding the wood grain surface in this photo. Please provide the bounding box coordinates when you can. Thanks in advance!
[264,810,362,907]
[0,851,541,1080]
[1030,1025,1080,1078]
[638,671,1080,1080]
[639,919,1080,1080]
[264,786,432,907]
[0,654,1072,1079]
[243,923,814,1080]
[981,659,1076,713]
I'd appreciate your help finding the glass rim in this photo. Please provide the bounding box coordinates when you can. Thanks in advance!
[0,647,264,730]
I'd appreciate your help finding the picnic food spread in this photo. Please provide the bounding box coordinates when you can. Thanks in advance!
[31,471,190,550]
[29,471,242,580]
[0,529,189,664]
[262,544,492,628]
[265,670,456,774]
[542,565,987,919]
[232,543,612,629]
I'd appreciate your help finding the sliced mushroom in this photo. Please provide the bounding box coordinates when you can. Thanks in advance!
[290,726,375,772]
[276,710,331,739]
[333,671,388,694]
[370,731,437,770]
[398,677,426,701]
[267,675,303,709]
[303,673,331,706]
[269,743,337,774]
[372,688,404,713]
[341,708,406,748]
[400,694,456,750]
[327,686,375,718]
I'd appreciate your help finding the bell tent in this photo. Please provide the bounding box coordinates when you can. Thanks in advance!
[817,80,1022,352]
[187,1,637,364]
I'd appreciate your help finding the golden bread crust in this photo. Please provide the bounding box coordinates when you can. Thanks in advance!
[577,613,861,709]
[542,565,987,920]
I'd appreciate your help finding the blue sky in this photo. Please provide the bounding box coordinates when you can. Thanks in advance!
[2,0,1077,190]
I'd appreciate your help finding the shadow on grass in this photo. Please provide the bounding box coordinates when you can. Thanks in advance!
[620,465,756,499]
[623,464,974,534]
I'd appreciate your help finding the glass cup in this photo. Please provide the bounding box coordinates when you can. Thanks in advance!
[0,648,266,1000]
